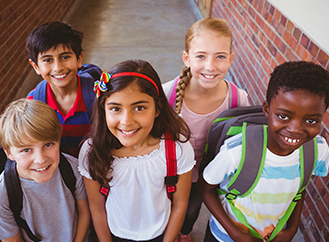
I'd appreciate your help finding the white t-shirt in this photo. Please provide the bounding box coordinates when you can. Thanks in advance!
[79,138,195,240]
[163,79,249,182]
[203,133,329,241]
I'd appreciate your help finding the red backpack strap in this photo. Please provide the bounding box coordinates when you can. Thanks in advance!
[164,132,178,200]
[226,80,239,109]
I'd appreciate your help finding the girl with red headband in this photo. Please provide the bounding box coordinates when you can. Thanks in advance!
[78,59,195,242]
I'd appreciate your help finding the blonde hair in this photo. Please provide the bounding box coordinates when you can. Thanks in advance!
[175,18,233,114]
[0,99,62,150]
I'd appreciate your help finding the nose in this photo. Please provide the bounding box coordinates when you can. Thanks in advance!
[120,110,134,126]
[53,59,64,72]
[34,150,47,165]
[287,120,304,134]
[205,57,215,71]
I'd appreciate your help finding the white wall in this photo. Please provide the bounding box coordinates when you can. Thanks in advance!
[268,0,329,55]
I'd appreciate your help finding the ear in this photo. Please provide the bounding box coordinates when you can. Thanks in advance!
[29,59,41,75]
[229,52,234,66]
[262,101,269,118]
[4,148,14,161]
[182,51,190,68]
[77,51,84,68]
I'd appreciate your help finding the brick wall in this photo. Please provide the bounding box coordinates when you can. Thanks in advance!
[195,0,329,241]
[0,0,77,112]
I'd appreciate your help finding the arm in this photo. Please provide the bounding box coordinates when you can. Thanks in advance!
[266,191,305,242]
[163,170,192,242]
[197,175,264,242]
[2,232,25,242]
[83,177,113,242]
[73,198,91,242]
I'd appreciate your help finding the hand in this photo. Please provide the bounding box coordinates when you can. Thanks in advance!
[232,232,265,242]
[265,228,295,242]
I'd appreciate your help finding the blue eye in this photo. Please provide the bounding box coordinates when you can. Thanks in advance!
[196,55,204,59]
[45,142,53,148]
[21,148,31,153]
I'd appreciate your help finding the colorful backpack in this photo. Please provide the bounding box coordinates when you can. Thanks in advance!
[200,105,317,241]
[2,153,76,242]
[100,132,178,200]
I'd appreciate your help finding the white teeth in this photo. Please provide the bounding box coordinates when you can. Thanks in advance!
[284,137,300,143]
[121,129,137,135]
[54,73,67,78]
[35,166,48,172]
[204,74,216,79]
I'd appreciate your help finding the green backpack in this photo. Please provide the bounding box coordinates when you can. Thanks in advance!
[201,106,317,241]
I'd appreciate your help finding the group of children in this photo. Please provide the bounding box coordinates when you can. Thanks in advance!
[0,16,328,242]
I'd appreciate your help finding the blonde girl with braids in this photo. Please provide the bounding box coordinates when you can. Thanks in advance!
[163,18,249,241]
[79,60,195,242]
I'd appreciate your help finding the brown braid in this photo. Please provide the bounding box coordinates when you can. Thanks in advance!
[175,66,192,114]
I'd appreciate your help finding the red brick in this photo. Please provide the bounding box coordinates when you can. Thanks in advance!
[273,8,281,21]
[273,35,287,54]
[300,34,310,49]
[283,30,298,51]
[280,14,287,27]
[286,20,294,33]
[308,41,320,58]
[285,47,299,61]
[293,27,302,41]
[317,50,329,68]
[296,44,311,61]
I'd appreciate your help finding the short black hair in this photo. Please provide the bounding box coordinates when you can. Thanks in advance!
[266,61,329,108]
[26,21,83,65]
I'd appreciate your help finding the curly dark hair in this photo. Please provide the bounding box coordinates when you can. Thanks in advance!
[26,21,83,65]
[87,59,191,185]
[266,61,329,108]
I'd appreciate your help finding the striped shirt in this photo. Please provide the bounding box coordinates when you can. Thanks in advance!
[203,133,329,241]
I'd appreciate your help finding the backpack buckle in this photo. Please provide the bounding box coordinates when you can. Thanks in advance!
[225,192,237,200]
[293,193,303,202]
[100,185,110,197]
[165,175,178,195]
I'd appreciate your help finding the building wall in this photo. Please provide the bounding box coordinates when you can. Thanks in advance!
[0,0,76,112]
[196,0,329,241]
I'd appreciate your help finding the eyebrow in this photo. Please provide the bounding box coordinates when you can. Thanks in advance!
[106,100,150,106]
[276,108,323,117]
[193,51,229,55]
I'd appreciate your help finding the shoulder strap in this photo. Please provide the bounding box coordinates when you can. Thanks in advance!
[32,80,48,103]
[0,147,7,172]
[226,80,239,109]
[58,153,76,196]
[78,64,102,118]
[225,123,267,199]
[167,76,180,109]
[4,159,41,242]
[164,132,178,200]
[79,74,96,119]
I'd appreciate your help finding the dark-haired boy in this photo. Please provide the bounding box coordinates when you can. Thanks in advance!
[198,61,329,242]
[26,21,101,157]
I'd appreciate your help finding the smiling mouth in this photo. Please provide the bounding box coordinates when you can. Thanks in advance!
[52,72,69,79]
[202,74,218,79]
[33,165,51,172]
[120,129,139,135]
[284,137,300,144]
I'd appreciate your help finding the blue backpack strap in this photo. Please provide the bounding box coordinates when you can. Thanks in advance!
[78,64,102,118]
[32,80,48,102]
[4,159,41,242]
[164,132,178,200]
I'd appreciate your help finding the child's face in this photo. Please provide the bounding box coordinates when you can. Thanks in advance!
[263,89,326,156]
[104,83,160,152]
[29,44,83,90]
[6,137,60,183]
[183,29,233,90]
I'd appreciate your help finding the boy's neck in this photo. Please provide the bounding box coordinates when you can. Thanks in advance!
[50,76,79,115]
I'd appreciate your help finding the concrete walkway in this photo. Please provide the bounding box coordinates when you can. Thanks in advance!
[62,0,304,241]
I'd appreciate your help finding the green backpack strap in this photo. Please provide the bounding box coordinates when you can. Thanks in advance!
[225,123,267,199]
[223,131,318,241]
[267,137,317,241]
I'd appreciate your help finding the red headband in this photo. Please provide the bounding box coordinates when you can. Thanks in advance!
[112,72,159,96]
[94,71,160,98]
